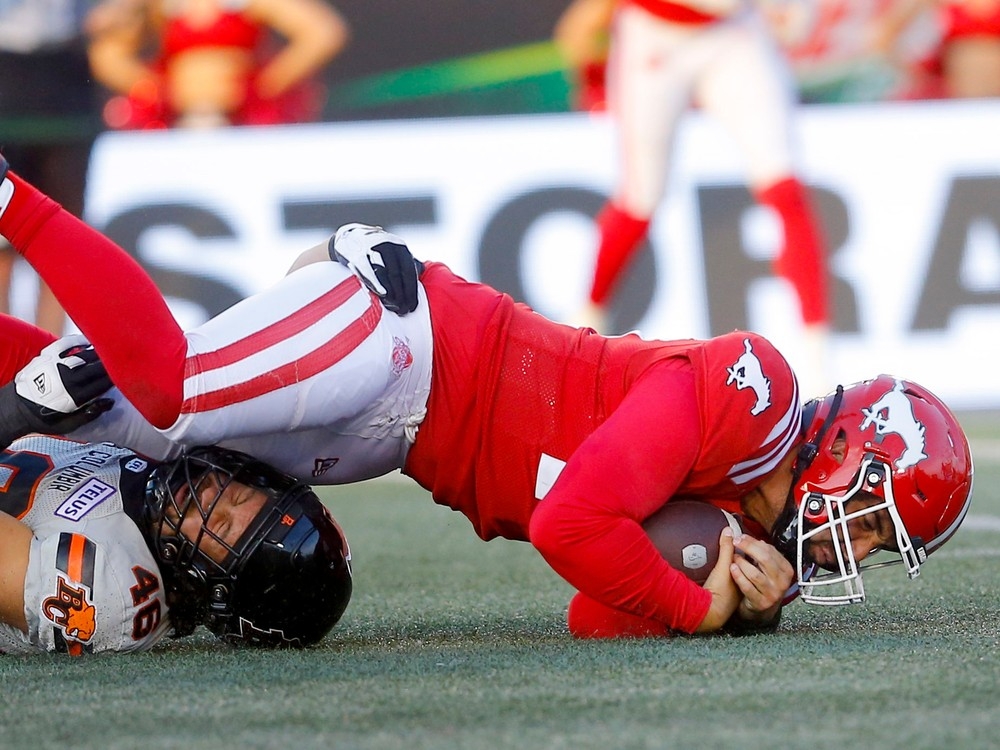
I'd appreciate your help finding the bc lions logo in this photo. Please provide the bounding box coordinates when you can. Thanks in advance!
[860,380,927,470]
[42,577,97,643]
[726,339,772,416]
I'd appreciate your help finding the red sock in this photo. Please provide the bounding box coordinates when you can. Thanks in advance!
[0,169,185,427]
[567,591,671,639]
[588,203,650,305]
[757,177,830,326]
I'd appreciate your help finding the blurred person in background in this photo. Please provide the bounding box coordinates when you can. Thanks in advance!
[870,0,1000,99]
[767,0,940,103]
[554,0,614,112]
[86,0,349,129]
[556,0,833,399]
[0,0,101,335]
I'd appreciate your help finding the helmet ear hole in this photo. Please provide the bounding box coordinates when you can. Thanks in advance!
[830,429,848,463]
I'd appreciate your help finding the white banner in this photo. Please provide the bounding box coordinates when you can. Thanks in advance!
[63,100,1000,409]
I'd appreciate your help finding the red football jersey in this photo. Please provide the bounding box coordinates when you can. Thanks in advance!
[405,263,801,633]
[406,262,800,541]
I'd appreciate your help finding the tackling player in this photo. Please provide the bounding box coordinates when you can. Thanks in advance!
[0,335,353,653]
[0,157,973,639]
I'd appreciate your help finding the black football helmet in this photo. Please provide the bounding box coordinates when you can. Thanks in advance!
[144,446,353,647]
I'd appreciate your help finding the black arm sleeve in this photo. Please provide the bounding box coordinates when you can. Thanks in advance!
[0,382,114,448]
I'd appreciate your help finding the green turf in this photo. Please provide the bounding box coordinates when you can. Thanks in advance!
[2,416,999,750]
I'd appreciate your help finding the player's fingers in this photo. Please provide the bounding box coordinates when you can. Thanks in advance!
[697,528,741,632]
[730,554,765,597]
[732,533,768,561]
[717,526,735,568]
[731,565,777,624]
[737,536,795,584]
[703,527,736,593]
[731,560,784,615]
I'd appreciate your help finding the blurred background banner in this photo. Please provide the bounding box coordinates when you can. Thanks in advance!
[316,0,576,119]
[84,98,1000,409]
[316,1,935,118]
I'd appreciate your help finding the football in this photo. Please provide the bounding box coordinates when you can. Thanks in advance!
[642,501,743,584]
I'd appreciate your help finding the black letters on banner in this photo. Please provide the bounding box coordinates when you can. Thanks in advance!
[102,177,1000,339]
[912,175,1000,331]
[478,186,656,334]
[698,183,858,336]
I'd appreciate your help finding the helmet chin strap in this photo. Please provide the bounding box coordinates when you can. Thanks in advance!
[771,385,844,564]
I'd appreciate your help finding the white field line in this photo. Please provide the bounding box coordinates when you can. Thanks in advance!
[961,515,1000,531]
[934,547,1000,558]
[972,438,1000,462]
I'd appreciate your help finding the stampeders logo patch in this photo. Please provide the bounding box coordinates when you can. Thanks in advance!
[726,338,772,416]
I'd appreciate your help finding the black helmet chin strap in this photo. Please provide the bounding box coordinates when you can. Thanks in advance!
[772,385,845,562]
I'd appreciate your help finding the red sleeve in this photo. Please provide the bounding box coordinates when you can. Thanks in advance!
[528,362,712,634]
[567,591,671,639]
[0,314,57,383]
[0,169,185,427]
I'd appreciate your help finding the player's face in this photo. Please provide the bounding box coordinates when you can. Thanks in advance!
[171,475,270,564]
[802,497,897,571]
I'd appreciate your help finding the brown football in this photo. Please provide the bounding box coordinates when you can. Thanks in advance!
[642,501,743,584]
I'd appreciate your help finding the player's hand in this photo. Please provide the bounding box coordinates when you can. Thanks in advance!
[728,534,795,627]
[0,337,115,447]
[16,335,112,412]
[15,335,114,424]
[694,527,742,633]
[329,223,423,315]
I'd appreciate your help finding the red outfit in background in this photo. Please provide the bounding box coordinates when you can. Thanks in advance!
[110,4,321,129]
[943,1,1000,38]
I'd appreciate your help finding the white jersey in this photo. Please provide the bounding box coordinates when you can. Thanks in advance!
[70,262,435,485]
[609,2,796,216]
[0,435,171,654]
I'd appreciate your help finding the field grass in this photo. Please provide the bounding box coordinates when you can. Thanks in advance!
[2,413,999,750]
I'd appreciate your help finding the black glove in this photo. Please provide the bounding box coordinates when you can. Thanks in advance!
[0,336,115,448]
[328,223,423,315]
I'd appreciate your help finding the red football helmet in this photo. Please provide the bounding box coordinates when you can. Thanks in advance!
[779,375,973,605]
